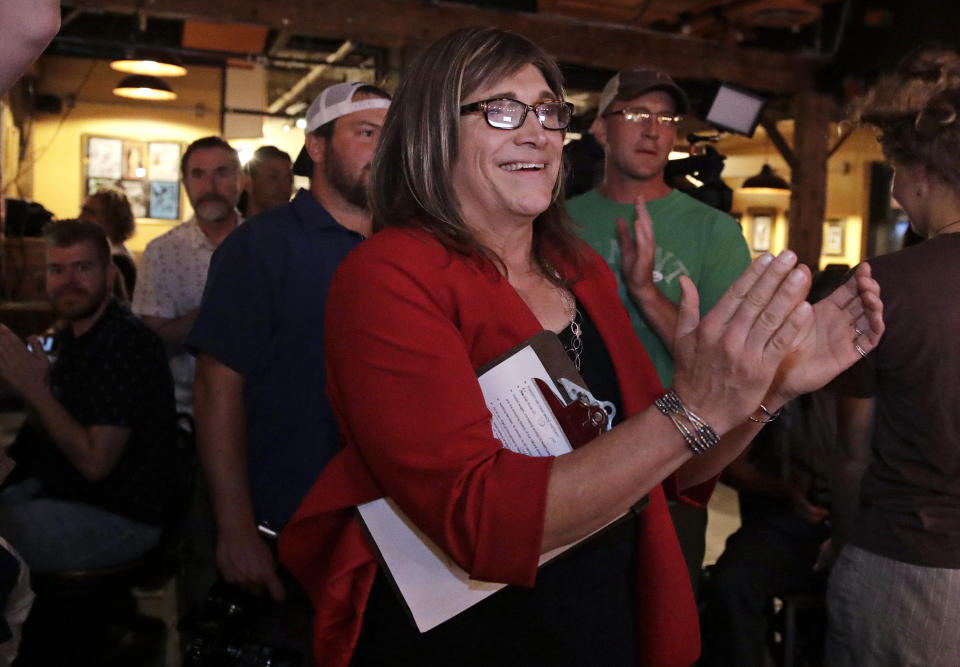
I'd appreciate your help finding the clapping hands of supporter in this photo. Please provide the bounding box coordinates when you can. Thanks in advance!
[769,262,883,403]
[667,253,883,437]
[670,250,814,435]
[617,195,656,301]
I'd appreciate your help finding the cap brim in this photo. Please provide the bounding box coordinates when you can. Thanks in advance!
[292,146,313,177]
[602,70,691,117]
[618,83,690,115]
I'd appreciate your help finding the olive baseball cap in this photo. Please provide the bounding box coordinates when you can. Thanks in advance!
[596,68,690,116]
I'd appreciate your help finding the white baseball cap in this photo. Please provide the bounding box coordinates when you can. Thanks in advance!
[293,82,391,176]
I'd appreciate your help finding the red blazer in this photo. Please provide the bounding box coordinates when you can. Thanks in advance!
[279,227,712,666]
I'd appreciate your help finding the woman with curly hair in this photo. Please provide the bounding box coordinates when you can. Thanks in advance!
[825,47,960,666]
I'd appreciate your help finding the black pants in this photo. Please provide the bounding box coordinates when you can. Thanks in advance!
[701,513,827,667]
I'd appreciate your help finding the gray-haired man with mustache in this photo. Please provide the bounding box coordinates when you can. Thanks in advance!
[132,136,243,415]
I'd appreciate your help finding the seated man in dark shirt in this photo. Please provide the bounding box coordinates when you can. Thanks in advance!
[0,219,180,572]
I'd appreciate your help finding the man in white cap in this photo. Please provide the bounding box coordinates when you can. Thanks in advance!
[567,69,751,592]
[188,82,390,621]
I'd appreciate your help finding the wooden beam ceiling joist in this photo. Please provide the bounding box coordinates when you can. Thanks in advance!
[64,0,816,93]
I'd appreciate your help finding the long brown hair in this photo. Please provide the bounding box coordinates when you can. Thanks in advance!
[370,27,582,283]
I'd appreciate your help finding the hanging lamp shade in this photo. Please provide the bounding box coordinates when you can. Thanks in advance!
[113,74,177,101]
[110,56,186,78]
[741,164,790,192]
[727,0,821,29]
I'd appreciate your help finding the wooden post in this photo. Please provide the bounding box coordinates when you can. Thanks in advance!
[788,91,831,268]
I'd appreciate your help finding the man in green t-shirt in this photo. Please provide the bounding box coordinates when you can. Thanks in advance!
[567,68,751,592]
[568,68,751,388]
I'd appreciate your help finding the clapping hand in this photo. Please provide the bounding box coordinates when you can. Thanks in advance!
[616,195,656,302]
[671,250,814,435]
[668,253,883,436]
[770,262,884,404]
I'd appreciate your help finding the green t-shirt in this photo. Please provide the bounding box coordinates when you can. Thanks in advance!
[568,188,751,387]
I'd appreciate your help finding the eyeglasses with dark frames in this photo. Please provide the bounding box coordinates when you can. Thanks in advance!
[602,107,683,127]
[460,97,574,131]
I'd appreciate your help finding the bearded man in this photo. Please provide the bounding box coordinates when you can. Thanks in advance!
[0,220,179,572]
[187,83,390,642]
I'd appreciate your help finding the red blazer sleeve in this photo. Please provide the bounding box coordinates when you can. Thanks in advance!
[323,234,553,586]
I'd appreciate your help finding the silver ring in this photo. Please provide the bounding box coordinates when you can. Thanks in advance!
[855,343,867,359]
[854,327,864,337]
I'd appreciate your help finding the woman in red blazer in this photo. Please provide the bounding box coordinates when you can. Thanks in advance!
[280,27,883,667]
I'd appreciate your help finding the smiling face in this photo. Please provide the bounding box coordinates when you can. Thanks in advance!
[594,89,678,184]
[452,63,564,234]
[46,241,114,323]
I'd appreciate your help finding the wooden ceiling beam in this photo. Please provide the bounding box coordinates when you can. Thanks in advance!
[64,0,816,92]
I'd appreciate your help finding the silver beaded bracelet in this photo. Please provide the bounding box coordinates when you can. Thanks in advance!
[654,389,721,455]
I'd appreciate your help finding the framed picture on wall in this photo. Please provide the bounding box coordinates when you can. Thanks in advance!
[750,209,774,252]
[86,177,118,195]
[150,181,180,220]
[823,219,845,256]
[122,140,148,180]
[119,180,149,218]
[148,142,182,181]
[86,137,123,179]
[82,135,183,219]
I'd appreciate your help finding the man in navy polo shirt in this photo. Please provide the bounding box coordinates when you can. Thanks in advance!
[189,82,390,607]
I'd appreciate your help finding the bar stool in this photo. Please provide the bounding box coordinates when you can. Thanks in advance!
[15,416,196,666]
[769,591,827,667]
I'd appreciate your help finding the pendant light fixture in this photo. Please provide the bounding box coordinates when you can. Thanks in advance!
[113,74,177,101]
[110,13,185,100]
[740,164,790,193]
[110,55,186,78]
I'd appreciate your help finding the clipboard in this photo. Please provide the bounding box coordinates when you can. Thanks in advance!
[355,330,626,633]
[479,331,609,448]
[477,330,585,397]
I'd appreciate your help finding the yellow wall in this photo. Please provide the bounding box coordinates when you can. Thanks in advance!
[27,56,224,256]
[0,101,19,200]
[25,57,316,259]
[718,121,884,269]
